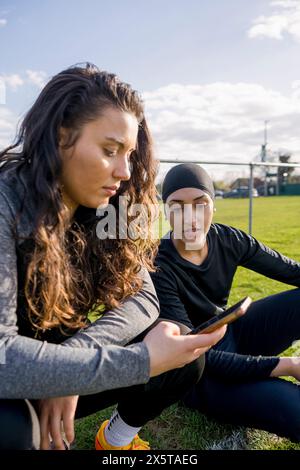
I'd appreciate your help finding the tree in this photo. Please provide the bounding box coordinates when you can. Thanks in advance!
[277,153,294,186]
[214,180,230,191]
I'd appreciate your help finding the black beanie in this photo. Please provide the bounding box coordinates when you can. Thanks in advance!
[162,163,215,202]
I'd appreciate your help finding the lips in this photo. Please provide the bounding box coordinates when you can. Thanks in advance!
[184,228,201,233]
[103,185,119,191]
[102,185,120,196]
[184,229,202,239]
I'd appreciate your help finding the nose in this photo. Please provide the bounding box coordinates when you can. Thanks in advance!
[193,205,205,228]
[192,207,198,226]
[113,154,131,182]
[183,204,194,227]
[183,204,203,228]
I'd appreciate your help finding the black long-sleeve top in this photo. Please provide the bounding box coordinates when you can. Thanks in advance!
[151,223,300,380]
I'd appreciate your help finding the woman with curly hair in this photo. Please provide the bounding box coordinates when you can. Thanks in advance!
[0,64,225,450]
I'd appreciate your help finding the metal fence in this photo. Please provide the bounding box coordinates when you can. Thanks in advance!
[159,159,300,235]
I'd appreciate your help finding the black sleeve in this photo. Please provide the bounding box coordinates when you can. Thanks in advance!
[229,226,300,286]
[206,348,279,381]
[150,267,194,330]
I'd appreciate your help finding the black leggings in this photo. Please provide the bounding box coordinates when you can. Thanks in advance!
[0,322,204,449]
[184,288,300,442]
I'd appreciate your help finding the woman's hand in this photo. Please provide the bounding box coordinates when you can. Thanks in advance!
[271,357,300,381]
[38,395,79,450]
[143,321,227,377]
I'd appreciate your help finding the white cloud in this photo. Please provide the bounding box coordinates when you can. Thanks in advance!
[248,14,288,39]
[0,18,7,27]
[143,81,300,180]
[2,74,24,91]
[2,76,300,183]
[0,107,18,149]
[0,70,48,95]
[248,0,300,41]
[271,1,299,7]
[26,70,47,89]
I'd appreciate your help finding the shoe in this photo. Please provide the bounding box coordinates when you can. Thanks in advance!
[95,420,150,450]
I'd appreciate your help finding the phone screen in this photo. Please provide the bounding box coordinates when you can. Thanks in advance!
[188,296,252,335]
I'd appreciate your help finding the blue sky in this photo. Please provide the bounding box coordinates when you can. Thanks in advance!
[1,1,297,95]
[1,0,300,180]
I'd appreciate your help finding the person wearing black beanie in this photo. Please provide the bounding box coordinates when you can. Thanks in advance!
[162,163,215,203]
[151,163,300,443]
[162,163,215,257]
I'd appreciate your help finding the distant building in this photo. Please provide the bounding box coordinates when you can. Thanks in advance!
[230,177,300,196]
[279,183,300,196]
[230,177,263,190]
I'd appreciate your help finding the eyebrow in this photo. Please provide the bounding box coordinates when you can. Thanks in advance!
[104,136,136,151]
[169,195,208,204]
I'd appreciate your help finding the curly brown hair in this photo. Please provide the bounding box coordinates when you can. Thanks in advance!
[0,63,158,333]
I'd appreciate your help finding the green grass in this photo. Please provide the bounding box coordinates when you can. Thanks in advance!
[74,196,300,450]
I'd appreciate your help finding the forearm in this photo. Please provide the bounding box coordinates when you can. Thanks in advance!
[0,334,150,399]
[242,241,300,286]
[64,268,160,349]
[206,348,279,380]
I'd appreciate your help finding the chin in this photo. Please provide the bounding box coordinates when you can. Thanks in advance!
[184,237,206,251]
[98,197,110,207]
[82,197,110,209]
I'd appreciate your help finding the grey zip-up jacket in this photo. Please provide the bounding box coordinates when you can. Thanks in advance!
[0,168,159,399]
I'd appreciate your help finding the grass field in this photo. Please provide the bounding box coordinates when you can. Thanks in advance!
[74,196,300,450]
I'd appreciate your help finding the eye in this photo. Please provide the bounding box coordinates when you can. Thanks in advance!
[170,206,183,214]
[104,148,118,157]
[195,200,209,207]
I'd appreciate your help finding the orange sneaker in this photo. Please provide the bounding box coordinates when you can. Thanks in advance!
[95,420,150,450]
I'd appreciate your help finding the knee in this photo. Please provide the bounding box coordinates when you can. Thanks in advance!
[0,399,40,450]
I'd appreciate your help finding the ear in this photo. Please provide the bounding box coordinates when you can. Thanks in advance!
[58,127,69,147]
[164,203,169,220]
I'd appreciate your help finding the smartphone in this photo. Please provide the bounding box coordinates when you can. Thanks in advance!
[188,296,252,335]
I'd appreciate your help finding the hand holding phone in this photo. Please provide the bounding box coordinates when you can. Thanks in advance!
[188,296,252,335]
